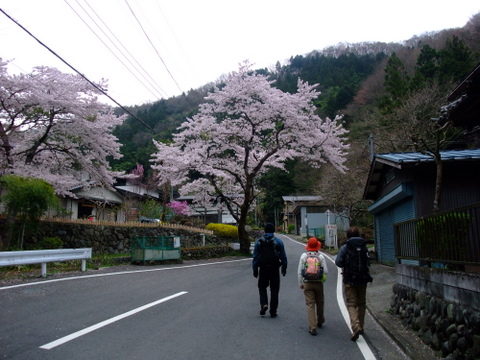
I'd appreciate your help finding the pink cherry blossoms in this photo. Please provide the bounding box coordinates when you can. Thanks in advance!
[0,60,126,196]
[150,61,349,251]
[166,201,190,216]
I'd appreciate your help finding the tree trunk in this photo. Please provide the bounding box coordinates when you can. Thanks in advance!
[433,155,443,213]
[237,202,251,254]
[19,221,26,250]
[2,209,16,250]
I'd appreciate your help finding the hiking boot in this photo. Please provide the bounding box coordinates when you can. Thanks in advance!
[309,329,317,336]
[351,329,360,341]
[260,305,268,316]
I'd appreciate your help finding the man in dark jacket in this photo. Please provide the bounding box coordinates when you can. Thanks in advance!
[252,223,288,318]
[335,227,373,341]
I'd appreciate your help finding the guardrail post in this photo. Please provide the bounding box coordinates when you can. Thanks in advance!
[41,263,47,277]
[82,259,86,272]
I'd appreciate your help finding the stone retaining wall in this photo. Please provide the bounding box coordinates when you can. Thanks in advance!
[391,264,480,359]
[29,221,227,254]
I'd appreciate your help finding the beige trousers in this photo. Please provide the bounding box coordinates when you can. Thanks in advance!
[344,283,367,333]
[303,281,325,330]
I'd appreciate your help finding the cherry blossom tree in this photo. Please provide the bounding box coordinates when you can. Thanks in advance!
[166,200,190,216]
[0,59,126,196]
[130,164,144,184]
[151,62,349,252]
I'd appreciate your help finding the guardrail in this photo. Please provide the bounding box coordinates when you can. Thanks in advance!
[0,248,92,277]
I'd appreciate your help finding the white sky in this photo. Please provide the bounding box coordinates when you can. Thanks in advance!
[0,0,479,107]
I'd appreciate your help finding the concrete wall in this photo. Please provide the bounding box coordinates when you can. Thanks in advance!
[396,264,480,310]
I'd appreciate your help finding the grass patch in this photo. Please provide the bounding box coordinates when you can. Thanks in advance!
[90,253,131,268]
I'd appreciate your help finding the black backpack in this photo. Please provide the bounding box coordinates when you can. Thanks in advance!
[257,237,280,266]
[343,243,373,285]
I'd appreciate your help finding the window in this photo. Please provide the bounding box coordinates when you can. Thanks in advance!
[384,168,395,185]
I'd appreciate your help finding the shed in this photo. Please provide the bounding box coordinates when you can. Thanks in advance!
[363,149,480,265]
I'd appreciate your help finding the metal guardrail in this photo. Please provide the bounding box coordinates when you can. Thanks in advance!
[0,248,92,277]
[394,203,480,268]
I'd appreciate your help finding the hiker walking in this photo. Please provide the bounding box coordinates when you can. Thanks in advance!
[335,227,373,341]
[252,223,287,318]
[297,237,328,335]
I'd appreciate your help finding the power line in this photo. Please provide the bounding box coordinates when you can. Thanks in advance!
[64,0,167,100]
[77,0,168,98]
[0,7,157,134]
[124,0,184,96]
[153,0,200,88]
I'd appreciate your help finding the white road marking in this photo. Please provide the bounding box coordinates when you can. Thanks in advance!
[0,258,250,291]
[39,291,188,350]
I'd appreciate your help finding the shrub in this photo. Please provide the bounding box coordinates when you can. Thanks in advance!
[206,223,239,239]
[287,224,295,234]
[39,236,64,249]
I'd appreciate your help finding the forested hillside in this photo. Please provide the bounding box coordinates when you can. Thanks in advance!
[110,13,480,226]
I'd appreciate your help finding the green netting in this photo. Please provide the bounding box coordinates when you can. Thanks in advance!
[130,236,181,262]
[311,228,325,238]
[131,236,177,250]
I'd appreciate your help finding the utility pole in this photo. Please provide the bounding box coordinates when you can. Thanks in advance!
[369,133,375,162]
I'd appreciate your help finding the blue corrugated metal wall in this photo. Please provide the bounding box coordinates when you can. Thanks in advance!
[375,199,415,266]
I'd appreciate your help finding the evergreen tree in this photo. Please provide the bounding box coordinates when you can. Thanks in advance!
[383,52,410,102]
[411,44,439,89]
[438,36,474,82]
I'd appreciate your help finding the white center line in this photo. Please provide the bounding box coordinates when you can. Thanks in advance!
[40,291,188,350]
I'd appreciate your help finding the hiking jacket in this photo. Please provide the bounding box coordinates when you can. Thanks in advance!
[252,233,288,270]
[297,251,328,287]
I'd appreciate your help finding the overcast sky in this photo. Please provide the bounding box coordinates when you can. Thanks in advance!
[1,1,479,106]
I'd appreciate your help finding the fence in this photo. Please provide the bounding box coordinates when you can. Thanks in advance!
[41,217,213,235]
[394,203,480,268]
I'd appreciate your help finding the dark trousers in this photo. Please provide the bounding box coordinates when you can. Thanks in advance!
[258,265,280,314]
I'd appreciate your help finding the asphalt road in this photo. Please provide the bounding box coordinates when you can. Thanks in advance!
[0,235,406,360]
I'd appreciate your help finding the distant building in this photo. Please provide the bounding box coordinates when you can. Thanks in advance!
[281,196,349,236]
[175,195,238,225]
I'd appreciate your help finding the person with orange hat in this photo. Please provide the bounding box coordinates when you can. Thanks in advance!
[297,237,328,335]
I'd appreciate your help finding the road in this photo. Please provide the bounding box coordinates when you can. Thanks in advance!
[0,235,406,359]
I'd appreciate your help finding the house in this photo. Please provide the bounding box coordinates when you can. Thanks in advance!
[365,64,480,266]
[363,149,480,265]
[114,179,163,221]
[437,63,480,134]
[52,179,163,222]
[175,195,237,225]
[63,185,124,221]
[281,196,349,237]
